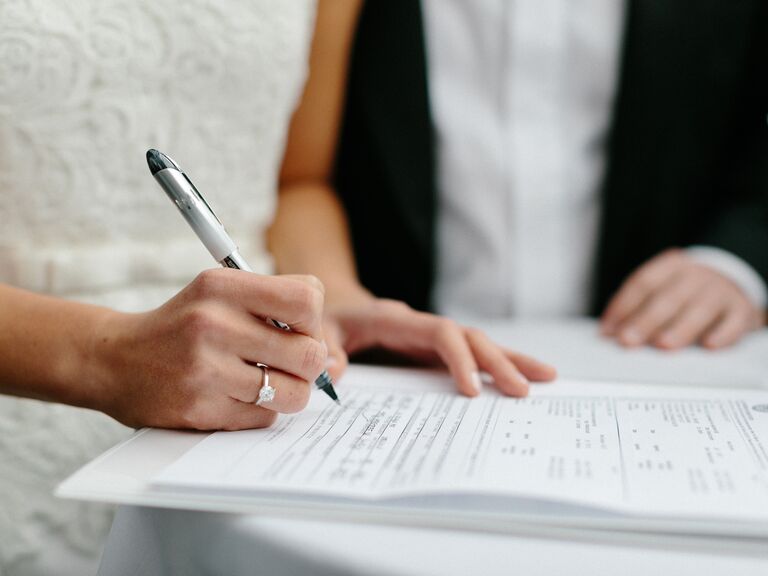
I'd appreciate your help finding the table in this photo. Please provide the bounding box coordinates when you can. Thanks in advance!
[97,320,768,576]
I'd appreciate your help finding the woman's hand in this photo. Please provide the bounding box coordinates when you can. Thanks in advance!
[92,270,328,430]
[600,250,763,350]
[321,290,556,397]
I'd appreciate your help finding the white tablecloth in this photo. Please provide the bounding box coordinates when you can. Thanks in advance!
[98,320,768,576]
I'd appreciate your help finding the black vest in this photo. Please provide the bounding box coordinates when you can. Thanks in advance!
[335,0,768,315]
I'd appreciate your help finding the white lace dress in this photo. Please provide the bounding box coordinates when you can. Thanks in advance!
[0,1,316,574]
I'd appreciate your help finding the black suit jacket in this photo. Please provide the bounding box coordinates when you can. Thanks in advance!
[335,0,768,315]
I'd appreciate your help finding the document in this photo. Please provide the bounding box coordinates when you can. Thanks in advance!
[154,366,768,526]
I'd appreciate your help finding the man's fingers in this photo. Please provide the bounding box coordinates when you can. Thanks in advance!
[503,350,557,382]
[466,329,529,397]
[652,293,723,350]
[614,274,700,347]
[601,249,684,334]
[602,283,648,335]
[701,305,754,350]
[600,253,763,351]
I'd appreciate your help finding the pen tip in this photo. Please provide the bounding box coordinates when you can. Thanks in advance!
[334,399,341,407]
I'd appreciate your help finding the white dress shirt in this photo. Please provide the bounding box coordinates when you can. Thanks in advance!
[422,0,767,319]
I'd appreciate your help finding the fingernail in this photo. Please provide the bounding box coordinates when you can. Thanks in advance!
[326,356,337,368]
[658,331,678,348]
[620,327,642,346]
[471,371,483,393]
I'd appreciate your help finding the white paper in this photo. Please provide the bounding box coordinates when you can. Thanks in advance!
[154,366,768,522]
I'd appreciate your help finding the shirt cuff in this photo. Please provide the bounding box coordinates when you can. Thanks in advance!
[686,246,768,309]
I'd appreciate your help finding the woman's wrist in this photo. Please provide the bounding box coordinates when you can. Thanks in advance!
[76,307,134,417]
[323,279,375,310]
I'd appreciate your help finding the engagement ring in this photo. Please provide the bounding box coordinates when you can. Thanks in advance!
[255,363,276,405]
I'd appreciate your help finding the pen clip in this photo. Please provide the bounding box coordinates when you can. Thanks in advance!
[182,173,223,227]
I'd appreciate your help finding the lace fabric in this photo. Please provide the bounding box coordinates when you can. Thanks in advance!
[0,0,316,572]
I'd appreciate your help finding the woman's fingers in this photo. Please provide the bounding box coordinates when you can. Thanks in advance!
[187,269,326,340]
[322,318,349,382]
[376,302,553,397]
[466,329,529,397]
[207,308,326,384]
[105,269,330,431]
[246,327,327,384]
[360,303,480,396]
[503,350,558,382]
[226,362,312,414]
[431,319,482,397]
[216,400,278,432]
[328,298,555,398]
[248,273,326,339]
[182,399,278,431]
[179,358,311,429]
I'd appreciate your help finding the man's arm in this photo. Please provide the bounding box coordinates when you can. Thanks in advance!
[600,6,768,350]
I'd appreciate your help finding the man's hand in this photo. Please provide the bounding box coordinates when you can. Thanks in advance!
[601,249,763,350]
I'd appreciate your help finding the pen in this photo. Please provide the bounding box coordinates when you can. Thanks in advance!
[146,149,340,405]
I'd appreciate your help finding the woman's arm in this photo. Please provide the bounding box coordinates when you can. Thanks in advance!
[268,0,556,397]
[270,0,366,304]
[0,272,327,429]
[0,283,116,409]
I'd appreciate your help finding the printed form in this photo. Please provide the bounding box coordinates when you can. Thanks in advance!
[155,367,768,522]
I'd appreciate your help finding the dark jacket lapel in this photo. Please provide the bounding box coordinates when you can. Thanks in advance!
[594,0,768,313]
[335,0,436,311]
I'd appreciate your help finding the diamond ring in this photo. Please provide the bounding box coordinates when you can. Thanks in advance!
[255,363,276,406]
